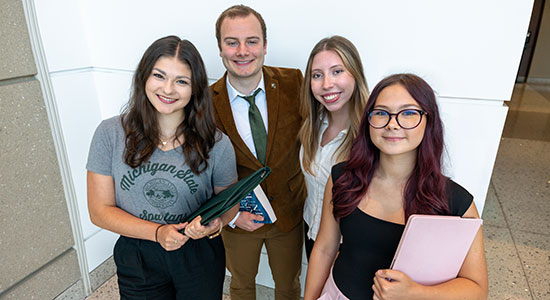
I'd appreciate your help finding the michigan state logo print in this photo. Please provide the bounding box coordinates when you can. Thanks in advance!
[143,178,178,208]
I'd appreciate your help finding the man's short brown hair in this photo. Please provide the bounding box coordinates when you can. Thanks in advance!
[215,5,267,50]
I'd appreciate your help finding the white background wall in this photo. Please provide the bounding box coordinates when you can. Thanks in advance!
[34,0,532,290]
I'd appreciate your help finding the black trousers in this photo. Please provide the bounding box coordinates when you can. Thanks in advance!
[113,235,225,300]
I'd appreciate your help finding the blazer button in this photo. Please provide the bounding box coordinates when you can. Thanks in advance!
[269,196,274,202]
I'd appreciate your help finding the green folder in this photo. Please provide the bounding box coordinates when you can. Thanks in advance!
[180,167,271,230]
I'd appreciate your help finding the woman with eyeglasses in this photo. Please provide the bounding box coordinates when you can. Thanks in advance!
[304,73,488,300]
[298,36,369,260]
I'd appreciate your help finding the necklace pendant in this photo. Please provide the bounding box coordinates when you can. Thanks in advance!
[162,141,167,146]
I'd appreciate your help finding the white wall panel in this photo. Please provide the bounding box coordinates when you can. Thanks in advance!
[84,229,118,272]
[51,72,102,239]
[439,98,509,212]
[50,70,132,241]
[251,0,531,101]
[34,0,91,71]
[78,0,222,74]
[75,0,531,101]
[93,70,133,119]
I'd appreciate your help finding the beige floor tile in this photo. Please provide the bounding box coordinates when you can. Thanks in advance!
[544,141,550,165]
[87,274,234,299]
[494,138,548,171]
[85,275,118,300]
[504,83,550,141]
[491,138,550,235]
[528,83,550,104]
[512,230,550,300]
[508,84,550,114]
[483,225,532,300]
[482,183,508,227]
[222,275,275,300]
[502,111,550,141]
[89,257,116,291]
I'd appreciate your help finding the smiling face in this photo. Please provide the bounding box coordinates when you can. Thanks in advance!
[145,56,192,120]
[310,50,355,115]
[369,84,427,158]
[219,14,266,84]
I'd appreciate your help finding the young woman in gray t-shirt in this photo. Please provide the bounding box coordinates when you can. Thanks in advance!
[87,35,238,299]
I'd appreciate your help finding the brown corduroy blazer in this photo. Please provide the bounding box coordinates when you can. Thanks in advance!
[210,66,306,233]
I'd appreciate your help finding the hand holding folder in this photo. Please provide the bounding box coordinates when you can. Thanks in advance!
[179,167,271,233]
[390,214,482,285]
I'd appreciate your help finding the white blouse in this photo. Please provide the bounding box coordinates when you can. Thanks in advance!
[300,117,347,240]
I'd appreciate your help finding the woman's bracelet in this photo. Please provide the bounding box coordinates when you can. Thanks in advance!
[208,222,223,239]
[155,224,166,243]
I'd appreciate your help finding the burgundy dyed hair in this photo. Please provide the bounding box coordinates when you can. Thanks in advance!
[332,73,450,221]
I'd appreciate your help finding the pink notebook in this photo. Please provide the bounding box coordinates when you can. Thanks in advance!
[390,214,482,285]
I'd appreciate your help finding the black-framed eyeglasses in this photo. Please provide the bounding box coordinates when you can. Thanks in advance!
[368,109,427,129]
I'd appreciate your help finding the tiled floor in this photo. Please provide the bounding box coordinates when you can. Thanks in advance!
[483,82,550,300]
[86,82,550,299]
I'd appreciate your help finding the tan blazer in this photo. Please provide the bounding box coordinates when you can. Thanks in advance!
[211,66,306,233]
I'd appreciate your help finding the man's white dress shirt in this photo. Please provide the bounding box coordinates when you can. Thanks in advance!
[226,75,268,158]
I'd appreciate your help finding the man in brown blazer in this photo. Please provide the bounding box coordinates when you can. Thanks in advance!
[211,5,306,300]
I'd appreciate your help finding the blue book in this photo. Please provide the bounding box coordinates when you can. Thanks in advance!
[239,186,277,224]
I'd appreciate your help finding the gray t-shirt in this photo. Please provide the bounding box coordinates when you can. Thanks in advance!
[86,116,237,224]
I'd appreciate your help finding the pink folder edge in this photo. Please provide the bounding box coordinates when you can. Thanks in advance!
[390,214,482,286]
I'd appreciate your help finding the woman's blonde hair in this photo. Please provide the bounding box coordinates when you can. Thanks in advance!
[298,36,369,175]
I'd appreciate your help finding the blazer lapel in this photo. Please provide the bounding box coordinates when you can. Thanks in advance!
[263,67,280,164]
[211,74,260,167]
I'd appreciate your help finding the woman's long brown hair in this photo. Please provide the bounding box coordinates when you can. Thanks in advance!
[298,36,369,175]
[121,35,217,174]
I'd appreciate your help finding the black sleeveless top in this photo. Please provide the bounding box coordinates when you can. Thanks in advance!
[331,162,473,300]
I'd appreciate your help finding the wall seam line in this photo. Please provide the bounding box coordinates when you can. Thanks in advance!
[0,247,78,297]
[0,75,37,86]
